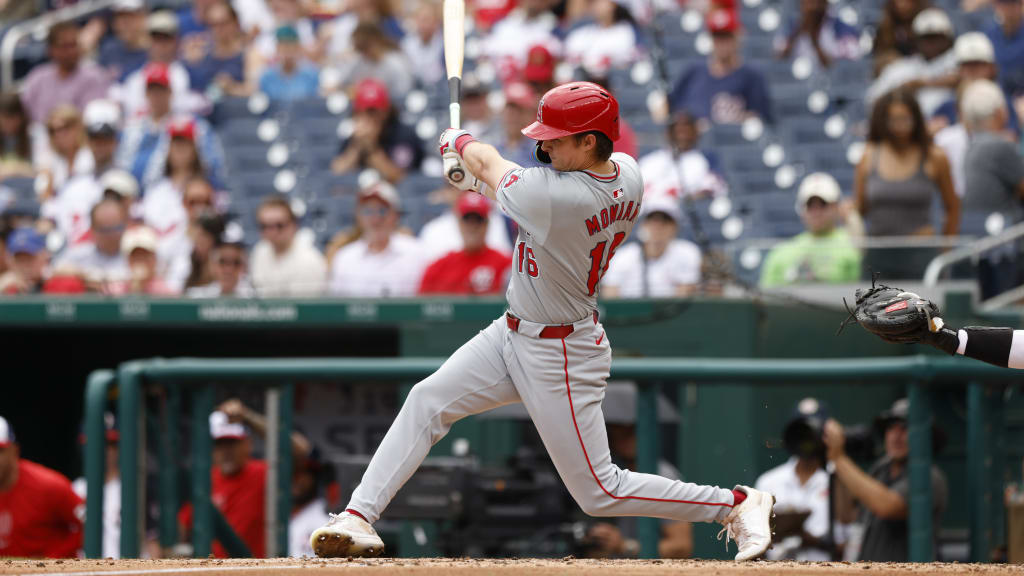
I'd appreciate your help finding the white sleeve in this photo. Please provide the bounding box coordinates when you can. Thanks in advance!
[670,241,702,285]
[495,167,558,244]
[602,243,636,288]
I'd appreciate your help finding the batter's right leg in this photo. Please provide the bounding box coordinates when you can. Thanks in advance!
[312,317,520,557]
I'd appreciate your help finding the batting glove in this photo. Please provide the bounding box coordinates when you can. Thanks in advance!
[443,151,480,192]
[438,128,476,158]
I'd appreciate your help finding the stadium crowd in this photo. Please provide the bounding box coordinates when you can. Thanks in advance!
[0,0,1020,299]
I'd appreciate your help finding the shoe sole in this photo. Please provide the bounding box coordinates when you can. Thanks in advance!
[736,493,777,562]
[311,529,385,558]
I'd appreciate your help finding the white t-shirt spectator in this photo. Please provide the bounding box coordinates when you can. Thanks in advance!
[56,243,131,284]
[418,210,512,262]
[250,229,327,297]
[934,123,967,198]
[639,148,728,198]
[601,239,701,297]
[35,147,93,195]
[565,21,638,75]
[114,61,203,120]
[754,458,847,562]
[484,9,560,77]
[140,178,192,288]
[866,51,957,117]
[329,234,425,297]
[42,175,104,246]
[288,498,329,558]
[401,31,445,87]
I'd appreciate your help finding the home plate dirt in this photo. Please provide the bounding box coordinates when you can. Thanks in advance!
[2,558,1021,576]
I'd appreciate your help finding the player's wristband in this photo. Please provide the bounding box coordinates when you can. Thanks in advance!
[454,134,477,156]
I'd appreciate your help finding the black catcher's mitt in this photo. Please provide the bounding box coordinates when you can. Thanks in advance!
[838,280,959,354]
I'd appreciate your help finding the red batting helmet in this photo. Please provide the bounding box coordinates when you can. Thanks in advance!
[521,81,620,142]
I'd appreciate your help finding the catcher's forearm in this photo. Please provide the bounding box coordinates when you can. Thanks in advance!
[953,327,1024,369]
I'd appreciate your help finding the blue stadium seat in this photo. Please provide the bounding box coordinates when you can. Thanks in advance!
[780,117,832,146]
[740,191,804,237]
[0,177,36,200]
[220,118,264,147]
[616,85,651,114]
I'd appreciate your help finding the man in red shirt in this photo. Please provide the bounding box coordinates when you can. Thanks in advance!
[0,416,84,558]
[419,193,512,295]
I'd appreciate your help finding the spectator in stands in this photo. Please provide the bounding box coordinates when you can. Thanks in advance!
[484,0,559,81]
[639,110,727,199]
[867,8,957,118]
[177,0,217,42]
[320,0,405,65]
[56,197,130,288]
[523,44,557,96]
[855,89,959,239]
[117,11,201,119]
[401,0,445,88]
[173,192,222,292]
[183,2,248,96]
[187,225,253,297]
[46,169,138,251]
[582,384,692,559]
[146,173,219,291]
[668,8,773,125]
[0,228,48,294]
[419,192,512,295]
[760,173,860,287]
[601,194,701,298]
[0,416,83,558]
[564,0,639,77]
[36,106,91,200]
[329,182,424,297]
[826,398,947,561]
[259,26,321,103]
[0,93,33,180]
[755,398,844,561]
[872,0,927,73]
[334,22,413,102]
[985,0,1024,99]
[961,80,1024,297]
[19,21,110,126]
[458,72,501,143]
[99,0,150,83]
[142,119,207,235]
[496,82,542,167]
[71,412,121,560]
[419,184,513,262]
[108,226,175,295]
[78,99,122,178]
[775,0,861,69]
[252,0,317,68]
[250,195,326,297]
[332,79,423,184]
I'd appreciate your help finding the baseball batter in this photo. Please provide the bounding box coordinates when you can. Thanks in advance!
[311,82,775,561]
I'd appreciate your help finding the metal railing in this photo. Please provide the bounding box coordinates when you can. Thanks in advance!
[85,355,1020,561]
[1,0,118,91]
[923,221,1024,288]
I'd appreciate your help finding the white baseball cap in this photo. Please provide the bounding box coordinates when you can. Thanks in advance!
[100,169,139,199]
[148,10,179,35]
[358,181,401,210]
[954,32,995,64]
[113,0,145,12]
[960,79,1007,127]
[83,99,121,136]
[641,193,683,223]
[912,8,953,37]
[795,172,841,214]
[0,416,14,447]
[209,411,247,440]
[121,226,159,256]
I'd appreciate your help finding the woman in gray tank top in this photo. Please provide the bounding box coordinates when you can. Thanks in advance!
[854,89,959,237]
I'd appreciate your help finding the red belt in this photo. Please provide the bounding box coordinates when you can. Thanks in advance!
[506,311,598,339]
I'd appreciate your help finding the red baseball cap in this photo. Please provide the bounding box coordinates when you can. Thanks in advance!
[456,192,490,218]
[144,63,171,88]
[353,78,391,112]
[524,44,555,83]
[504,81,536,108]
[706,8,740,34]
[167,117,195,140]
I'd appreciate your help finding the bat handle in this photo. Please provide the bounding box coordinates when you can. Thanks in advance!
[444,154,465,183]
[448,76,462,130]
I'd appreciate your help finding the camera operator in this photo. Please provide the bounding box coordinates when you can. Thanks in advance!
[754,398,846,561]
[823,398,948,562]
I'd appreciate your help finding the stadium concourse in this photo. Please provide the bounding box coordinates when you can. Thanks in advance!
[1,559,1023,576]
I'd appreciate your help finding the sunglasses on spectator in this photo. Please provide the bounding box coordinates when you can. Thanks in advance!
[218,257,242,267]
[95,224,126,234]
[186,197,212,207]
[461,213,486,225]
[358,206,391,218]
[259,220,290,231]
[48,123,76,134]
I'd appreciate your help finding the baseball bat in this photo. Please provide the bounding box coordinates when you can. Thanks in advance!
[443,0,466,183]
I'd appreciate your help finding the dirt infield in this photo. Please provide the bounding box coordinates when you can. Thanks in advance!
[1,558,1021,576]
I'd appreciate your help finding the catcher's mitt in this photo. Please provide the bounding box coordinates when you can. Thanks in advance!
[838,279,959,354]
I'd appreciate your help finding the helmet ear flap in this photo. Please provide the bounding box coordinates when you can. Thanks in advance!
[533,142,551,164]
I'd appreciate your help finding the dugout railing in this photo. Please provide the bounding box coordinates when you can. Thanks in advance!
[84,356,1019,562]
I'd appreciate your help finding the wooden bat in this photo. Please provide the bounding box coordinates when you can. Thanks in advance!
[443,0,466,184]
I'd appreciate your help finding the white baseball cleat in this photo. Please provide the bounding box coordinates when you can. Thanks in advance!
[717,485,776,561]
[311,511,385,558]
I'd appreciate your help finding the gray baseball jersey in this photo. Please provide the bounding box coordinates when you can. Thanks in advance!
[497,152,645,324]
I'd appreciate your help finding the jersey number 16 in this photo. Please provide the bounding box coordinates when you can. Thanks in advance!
[517,232,625,296]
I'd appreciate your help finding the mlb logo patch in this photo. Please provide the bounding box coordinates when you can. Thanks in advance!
[612,188,624,199]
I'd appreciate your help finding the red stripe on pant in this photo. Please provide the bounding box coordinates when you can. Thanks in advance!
[560,338,733,508]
